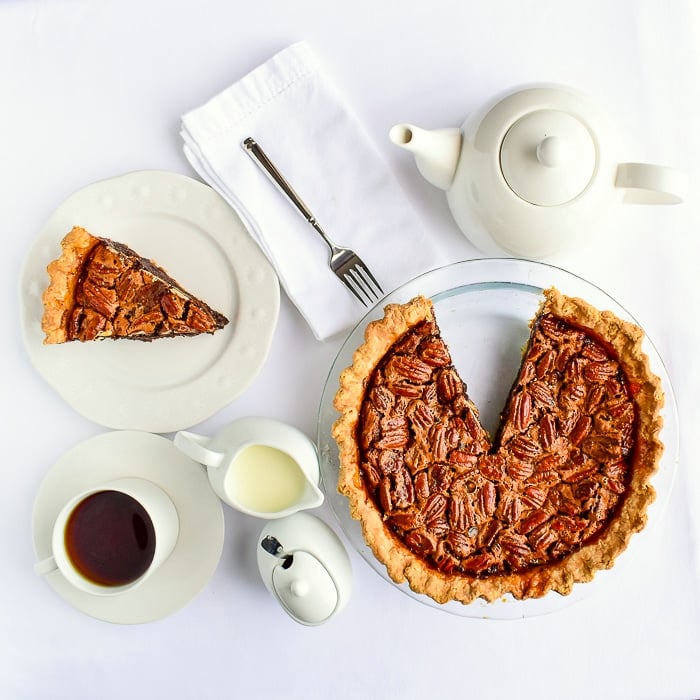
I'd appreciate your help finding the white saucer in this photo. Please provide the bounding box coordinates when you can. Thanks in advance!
[20,170,280,432]
[32,431,225,624]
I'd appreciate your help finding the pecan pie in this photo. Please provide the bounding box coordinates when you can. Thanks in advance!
[333,290,663,604]
[42,226,228,343]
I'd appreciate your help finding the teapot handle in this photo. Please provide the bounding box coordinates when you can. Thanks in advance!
[173,431,225,468]
[615,163,686,204]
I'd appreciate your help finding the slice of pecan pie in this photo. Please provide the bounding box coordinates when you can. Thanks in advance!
[42,226,228,343]
[333,290,663,604]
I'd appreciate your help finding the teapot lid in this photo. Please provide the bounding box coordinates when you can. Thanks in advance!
[500,109,597,206]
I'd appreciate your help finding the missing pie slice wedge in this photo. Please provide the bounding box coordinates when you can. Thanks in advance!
[333,290,663,604]
[42,226,229,343]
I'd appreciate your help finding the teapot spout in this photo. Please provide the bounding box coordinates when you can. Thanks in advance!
[389,124,461,191]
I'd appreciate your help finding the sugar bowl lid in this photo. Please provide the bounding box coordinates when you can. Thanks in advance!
[271,550,338,625]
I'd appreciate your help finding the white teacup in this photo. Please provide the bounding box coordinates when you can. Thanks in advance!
[174,417,324,519]
[34,478,179,596]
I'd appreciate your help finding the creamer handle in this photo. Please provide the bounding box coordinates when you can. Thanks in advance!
[173,431,225,468]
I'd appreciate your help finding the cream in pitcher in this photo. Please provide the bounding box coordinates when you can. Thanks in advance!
[174,417,323,519]
[228,444,307,514]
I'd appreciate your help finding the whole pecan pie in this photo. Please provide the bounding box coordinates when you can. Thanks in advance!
[42,226,228,343]
[333,290,663,604]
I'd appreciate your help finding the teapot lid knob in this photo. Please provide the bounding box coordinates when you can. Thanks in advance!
[536,136,567,168]
[500,109,597,206]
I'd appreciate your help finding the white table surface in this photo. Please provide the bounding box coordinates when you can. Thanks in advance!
[2,1,699,698]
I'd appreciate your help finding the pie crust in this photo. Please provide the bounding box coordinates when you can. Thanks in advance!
[42,226,228,343]
[333,289,663,604]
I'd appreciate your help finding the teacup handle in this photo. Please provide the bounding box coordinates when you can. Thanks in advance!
[173,431,225,468]
[615,163,686,204]
[34,555,57,576]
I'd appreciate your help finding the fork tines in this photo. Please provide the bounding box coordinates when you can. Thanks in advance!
[344,263,383,306]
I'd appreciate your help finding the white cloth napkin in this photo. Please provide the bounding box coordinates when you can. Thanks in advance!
[181,41,447,340]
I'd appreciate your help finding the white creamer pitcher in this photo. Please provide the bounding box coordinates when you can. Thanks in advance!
[174,417,323,519]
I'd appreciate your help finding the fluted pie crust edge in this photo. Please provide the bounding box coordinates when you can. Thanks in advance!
[42,226,99,344]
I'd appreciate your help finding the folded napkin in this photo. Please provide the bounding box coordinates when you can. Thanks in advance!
[181,41,447,341]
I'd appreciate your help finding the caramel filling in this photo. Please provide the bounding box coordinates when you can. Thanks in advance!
[68,241,227,341]
[357,311,635,578]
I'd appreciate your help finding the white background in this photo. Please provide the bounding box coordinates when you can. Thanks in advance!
[2,1,699,698]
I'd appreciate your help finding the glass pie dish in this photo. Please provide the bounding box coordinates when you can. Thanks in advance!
[316,258,678,619]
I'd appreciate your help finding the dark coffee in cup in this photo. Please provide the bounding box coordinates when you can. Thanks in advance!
[64,490,156,586]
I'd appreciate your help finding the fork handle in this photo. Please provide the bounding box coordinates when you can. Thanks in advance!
[243,137,333,247]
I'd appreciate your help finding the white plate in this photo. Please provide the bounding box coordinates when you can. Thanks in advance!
[317,259,678,619]
[32,431,225,624]
[20,170,280,433]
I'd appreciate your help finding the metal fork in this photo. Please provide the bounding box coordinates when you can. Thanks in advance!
[243,137,383,306]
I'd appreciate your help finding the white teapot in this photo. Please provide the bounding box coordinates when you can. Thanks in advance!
[390,84,686,258]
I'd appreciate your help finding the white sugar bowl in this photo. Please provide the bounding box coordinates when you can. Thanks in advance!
[257,512,352,626]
